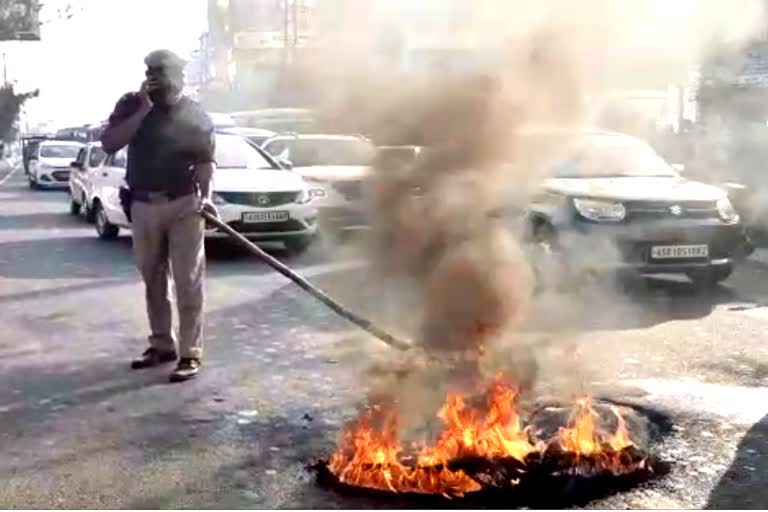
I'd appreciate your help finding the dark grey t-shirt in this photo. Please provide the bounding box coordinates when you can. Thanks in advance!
[105,93,215,194]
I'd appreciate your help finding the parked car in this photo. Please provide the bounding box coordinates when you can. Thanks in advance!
[28,140,84,190]
[517,127,753,289]
[68,142,106,220]
[261,133,376,233]
[91,134,323,253]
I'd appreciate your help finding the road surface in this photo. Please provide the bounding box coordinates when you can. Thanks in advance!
[1,161,768,508]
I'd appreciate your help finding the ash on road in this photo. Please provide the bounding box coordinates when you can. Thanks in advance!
[1,166,768,508]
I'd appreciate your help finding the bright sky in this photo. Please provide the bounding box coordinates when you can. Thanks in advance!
[7,0,206,129]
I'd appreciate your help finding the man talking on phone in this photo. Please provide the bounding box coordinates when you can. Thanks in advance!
[101,49,218,382]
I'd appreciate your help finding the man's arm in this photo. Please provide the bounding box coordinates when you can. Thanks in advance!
[194,114,217,200]
[100,83,153,153]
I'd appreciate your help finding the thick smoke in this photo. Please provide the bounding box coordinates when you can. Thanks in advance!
[303,0,766,406]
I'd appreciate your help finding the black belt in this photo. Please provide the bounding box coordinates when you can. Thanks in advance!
[132,189,196,203]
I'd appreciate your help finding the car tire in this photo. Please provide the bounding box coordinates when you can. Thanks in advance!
[284,236,313,254]
[687,266,733,290]
[84,200,96,223]
[28,174,39,190]
[529,223,573,293]
[69,195,82,216]
[94,202,119,240]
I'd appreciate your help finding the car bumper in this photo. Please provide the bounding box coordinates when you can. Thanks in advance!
[204,202,318,240]
[557,218,754,274]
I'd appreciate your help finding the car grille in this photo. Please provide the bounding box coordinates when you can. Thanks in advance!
[52,169,70,182]
[225,219,306,233]
[217,191,299,207]
[332,181,363,200]
[624,200,719,220]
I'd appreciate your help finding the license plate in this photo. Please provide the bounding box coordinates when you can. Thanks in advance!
[650,244,709,259]
[242,211,289,223]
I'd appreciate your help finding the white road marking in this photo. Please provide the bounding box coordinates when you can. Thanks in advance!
[0,161,18,187]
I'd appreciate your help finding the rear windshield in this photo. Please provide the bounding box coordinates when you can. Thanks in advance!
[215,135,276,170]
[41,145,81,158]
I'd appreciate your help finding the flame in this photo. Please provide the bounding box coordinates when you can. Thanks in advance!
[329,376,644,496]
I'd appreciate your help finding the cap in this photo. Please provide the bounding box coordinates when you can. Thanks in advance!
[144,49,187,71]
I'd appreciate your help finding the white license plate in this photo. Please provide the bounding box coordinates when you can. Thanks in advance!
[651,244,709,259]
[242,211,289,223]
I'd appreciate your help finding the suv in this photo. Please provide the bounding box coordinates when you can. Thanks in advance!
[519,128,753,289]
[68,142,106,220]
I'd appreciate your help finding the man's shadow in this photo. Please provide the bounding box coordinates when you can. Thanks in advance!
[707,413,768,509]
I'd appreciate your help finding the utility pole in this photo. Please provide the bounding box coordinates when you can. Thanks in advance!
[2,51,6,86]
[282,0,290,69]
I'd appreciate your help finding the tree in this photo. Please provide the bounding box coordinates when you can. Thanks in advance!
[0,83,37,141]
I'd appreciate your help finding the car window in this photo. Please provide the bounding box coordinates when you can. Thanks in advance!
[89,147,106,167]
[105,149,127,169]
[215,135,277,169]
[548,135,676,178]
[263,140,288,158]
[283,138,375,167]
[74,148,87,165]
[40,145,81,158]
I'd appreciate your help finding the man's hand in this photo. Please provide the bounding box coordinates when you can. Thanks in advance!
[199,198,220,229]
[138,80,155,111]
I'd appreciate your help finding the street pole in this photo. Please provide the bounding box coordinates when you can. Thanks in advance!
[3,51,7,86]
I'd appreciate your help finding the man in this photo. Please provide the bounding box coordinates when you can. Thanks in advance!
[101,49,218,382]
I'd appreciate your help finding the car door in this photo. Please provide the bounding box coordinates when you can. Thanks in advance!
[95,150,129,227]
[83,145,106,205]
[70,147,88,199]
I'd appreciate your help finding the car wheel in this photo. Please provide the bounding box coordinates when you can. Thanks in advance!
[284,236,313,254]
[529,223,572,293]
[28,174,38,190]
[84,199,96,223]
[69,194,82,216]
[94,202,119,240]
[687,266,733,290]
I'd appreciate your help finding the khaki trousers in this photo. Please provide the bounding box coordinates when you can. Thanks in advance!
[131,194,205,359]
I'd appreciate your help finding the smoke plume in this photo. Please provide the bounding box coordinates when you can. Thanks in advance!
[303,0,766,404]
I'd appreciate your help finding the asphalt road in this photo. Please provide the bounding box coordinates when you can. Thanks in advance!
[2,160,768,508]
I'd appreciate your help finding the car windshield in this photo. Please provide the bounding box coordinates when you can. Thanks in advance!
[40,145,81,158]
[279,138,375,167]
[551,135,676,178]
[215,135,276,169]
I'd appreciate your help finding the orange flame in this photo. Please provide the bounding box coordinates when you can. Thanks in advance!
[329,376,643,496]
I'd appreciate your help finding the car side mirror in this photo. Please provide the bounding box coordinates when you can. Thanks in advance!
[70,161,83,170]
[671,163,685,173]
[278,158,293,170]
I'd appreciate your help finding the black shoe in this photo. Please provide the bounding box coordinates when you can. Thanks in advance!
[131,348,178,370]
[169,358,201,383]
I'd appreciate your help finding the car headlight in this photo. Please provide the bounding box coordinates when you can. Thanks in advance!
[38,162,52,172]
[296,187,326,204]
[717,197,739,223]
[573,198,626,222]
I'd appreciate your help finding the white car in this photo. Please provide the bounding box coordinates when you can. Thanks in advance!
[68,142,106,221]
[90,134,323,253]
[28,140,84,190]
[261,134,375,233]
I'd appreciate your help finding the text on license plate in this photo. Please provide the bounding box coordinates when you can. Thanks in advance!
[651,245,709,259]
[242,211,289,223]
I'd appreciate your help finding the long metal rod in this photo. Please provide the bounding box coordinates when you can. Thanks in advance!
[201,211,413,351]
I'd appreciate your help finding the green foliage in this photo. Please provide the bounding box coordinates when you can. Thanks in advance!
[0,83,37,141]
